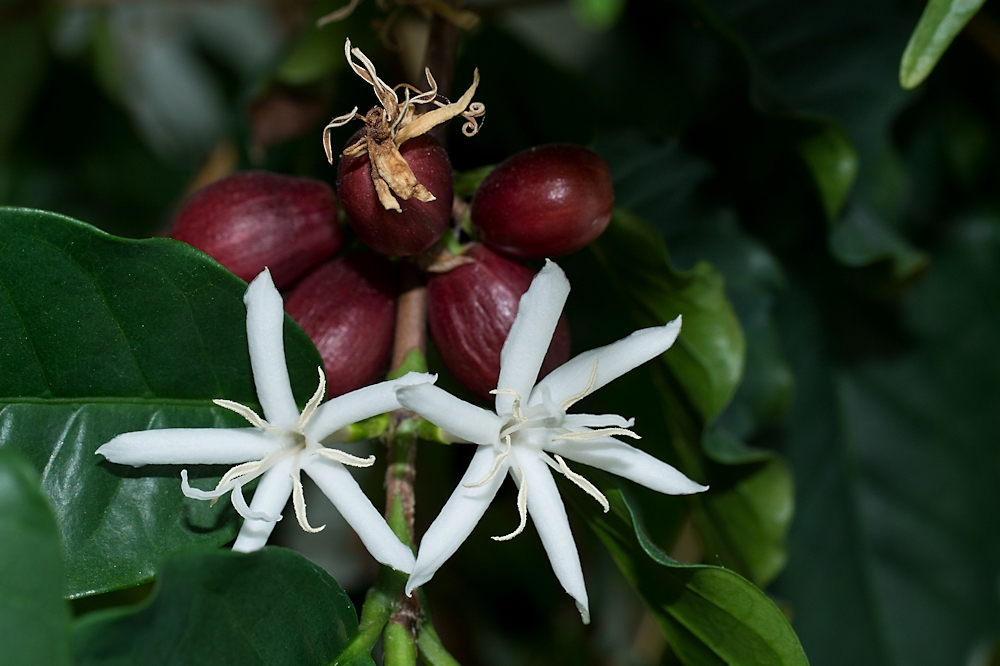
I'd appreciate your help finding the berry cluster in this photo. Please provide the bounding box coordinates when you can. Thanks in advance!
[169,44,613,403]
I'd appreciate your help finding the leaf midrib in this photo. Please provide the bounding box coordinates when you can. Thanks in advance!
[0,396,238,408]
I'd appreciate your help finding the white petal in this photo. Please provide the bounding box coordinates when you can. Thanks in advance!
[512,447,590,623]
[232,457,295,552]
[395,384,501,446]
[244,269,299,430]
[529,318,682,408]
[545,436,707,495]
[97,428,275,466]
[496,260,571,416]
[406,446,508,594]
[304,372,437,442]
[303,456,416,573]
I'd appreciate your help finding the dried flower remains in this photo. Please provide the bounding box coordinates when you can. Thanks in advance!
[323,39,485,212]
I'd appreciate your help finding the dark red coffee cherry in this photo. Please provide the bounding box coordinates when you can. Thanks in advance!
[428,244,571,401]
[284,254,397,398]
[336,134,453,257]
[171,171,343,289]
[471,145,614,259]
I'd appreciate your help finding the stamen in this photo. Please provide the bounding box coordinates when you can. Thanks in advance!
[549,454,609,513]
[299,368,326,429]
[560,359,599,410]
[316,0,361,26]
[492,467,528,541]
[346,40,398,111]
[463,436,511,488]
[461,102,486,137]
[491,388,525,422]
[551,427,640,442]
[213,399,272,430]
[291,468,326,533]
[312,447,376,468]
[230,480,282,521]
[180,470,279,521]
[322,107,359,164]
[214,456,268,491]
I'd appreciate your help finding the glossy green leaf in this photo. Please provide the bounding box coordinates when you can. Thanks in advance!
[0,451,72,666]
[900,0,985,89]
[73,547,370,666]
[566,474,807,666]
[0,207,323,598]
[591,210,744,422]
[774,216,1000,665]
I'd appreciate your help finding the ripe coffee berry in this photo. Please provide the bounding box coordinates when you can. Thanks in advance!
[471,145,614,259]
[284,254,397,398]
[337,134,453,257]
[171,171,344,289]
[428,244,570,400]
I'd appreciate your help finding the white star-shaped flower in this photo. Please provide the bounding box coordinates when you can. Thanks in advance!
[395,260,708,621]
[98,269,431,572]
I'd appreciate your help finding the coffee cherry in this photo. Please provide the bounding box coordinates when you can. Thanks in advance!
[171,171,343,289]
[471,145,614,259]
[428,244,570,400]
[337,134,453,256]
[284,254,397,398]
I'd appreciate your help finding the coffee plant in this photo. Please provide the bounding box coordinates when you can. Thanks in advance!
[1,1,998,665]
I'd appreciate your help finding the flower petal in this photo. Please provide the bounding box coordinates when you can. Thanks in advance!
[304,372,437,442]
[395,384,501,445]
[496,260,571,416]
[303,456,415,573]
[529,317,682,408]
[244,269,299,430]
[545,436,707,495]
[97,428,275,466]
[405,445,508,594]
[231,457,295,552]
[512,446,590,624]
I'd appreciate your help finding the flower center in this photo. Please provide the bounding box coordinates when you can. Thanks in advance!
[181,368,376,534]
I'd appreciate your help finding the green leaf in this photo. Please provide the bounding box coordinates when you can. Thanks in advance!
[827,203,928,281]
[570,0,627,30]
[591,209,744,422]
[566,474,807,666]
[0,207,323,597]
[797,123,859,222]
[588,134,793,587]
[774,215,1000,664]
[684,0,926,279]
[73,547,369,666]
[900,0,985,89]
[0,451,72,666]
[695,431,793,587]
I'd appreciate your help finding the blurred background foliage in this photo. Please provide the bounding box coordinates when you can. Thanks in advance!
[2,0,1000,663]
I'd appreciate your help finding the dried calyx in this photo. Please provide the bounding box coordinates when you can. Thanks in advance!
[323,39,484,212]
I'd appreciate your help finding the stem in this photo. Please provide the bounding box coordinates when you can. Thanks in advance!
[382,263,427,660]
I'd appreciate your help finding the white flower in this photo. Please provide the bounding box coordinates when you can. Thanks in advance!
[395,260,707,621]
[98,269,431,573]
